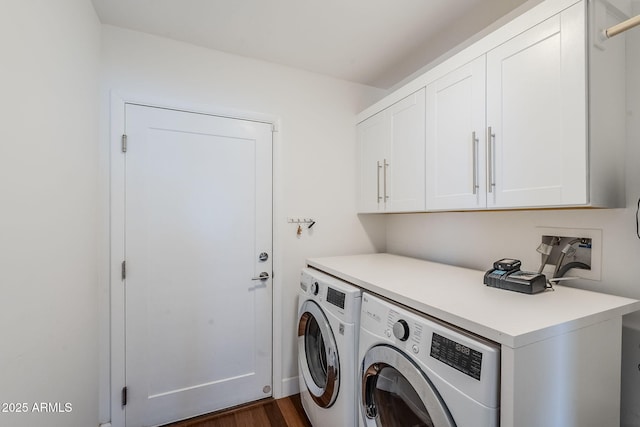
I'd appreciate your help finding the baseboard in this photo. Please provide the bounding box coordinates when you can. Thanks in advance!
[99,423,112,427]
[277,376,300,398]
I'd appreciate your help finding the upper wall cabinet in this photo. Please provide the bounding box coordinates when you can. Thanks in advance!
[358,0,628,212]
[485,5,586,208]
[358,88,426,213]
[426,56,486,210]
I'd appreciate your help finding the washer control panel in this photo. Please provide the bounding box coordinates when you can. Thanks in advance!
[359,292,501,409]
[430,332,483,380]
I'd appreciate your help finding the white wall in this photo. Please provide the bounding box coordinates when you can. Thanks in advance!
[0,1,101,427]
[98,25,385,421]
[386,8,640,425]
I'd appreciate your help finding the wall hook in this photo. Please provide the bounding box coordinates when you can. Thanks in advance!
[288,217,315,236]
[287,217,315,225]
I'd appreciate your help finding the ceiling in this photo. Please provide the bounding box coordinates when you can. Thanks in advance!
[91,0,532,89]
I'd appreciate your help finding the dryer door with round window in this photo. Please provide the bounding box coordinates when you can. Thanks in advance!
[297,300,340,408]
[361,345,455,427]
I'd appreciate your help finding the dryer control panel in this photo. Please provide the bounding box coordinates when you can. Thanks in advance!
[300,268,362,323]
[326,287,346,309]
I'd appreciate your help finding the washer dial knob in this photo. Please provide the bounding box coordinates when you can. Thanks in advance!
[310,281,319,295]
[393,319,410,341]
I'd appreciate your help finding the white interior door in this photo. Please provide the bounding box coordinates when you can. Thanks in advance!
[123,104,273,427]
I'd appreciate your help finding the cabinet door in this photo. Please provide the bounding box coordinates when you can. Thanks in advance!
[386,88,426,212]
[426,56,486,210]
[486,3,586,208]
[357,110,387,213]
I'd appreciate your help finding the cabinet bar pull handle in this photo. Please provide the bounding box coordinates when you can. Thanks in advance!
[472,131,479,195]
[383,159,389,202]
[377,161,382,203]
[487,127,496,193]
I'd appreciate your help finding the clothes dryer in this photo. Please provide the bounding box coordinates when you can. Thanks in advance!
[358,292,500,427]
[298,268,361,427]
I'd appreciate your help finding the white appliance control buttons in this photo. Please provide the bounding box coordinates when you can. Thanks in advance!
[412,344,420,354]
[385,329,392,338]
[393,319,410,341]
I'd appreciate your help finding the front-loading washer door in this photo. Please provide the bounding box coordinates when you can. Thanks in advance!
[361,345,455,427]
[298,300,340,408]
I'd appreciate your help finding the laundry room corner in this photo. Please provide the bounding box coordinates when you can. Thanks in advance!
[97,24,386,424]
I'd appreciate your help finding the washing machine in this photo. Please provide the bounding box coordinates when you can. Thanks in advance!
[298,268,361,427]
[358,292,500,427]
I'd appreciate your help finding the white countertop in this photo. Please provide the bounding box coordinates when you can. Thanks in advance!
[306,253,640,348]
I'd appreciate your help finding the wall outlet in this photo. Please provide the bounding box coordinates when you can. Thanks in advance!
[536,227,602,281]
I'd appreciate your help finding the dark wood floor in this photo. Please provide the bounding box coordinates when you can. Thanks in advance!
[163,395,312,427]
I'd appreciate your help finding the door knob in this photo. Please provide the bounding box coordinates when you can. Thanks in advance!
[251,272,270,281]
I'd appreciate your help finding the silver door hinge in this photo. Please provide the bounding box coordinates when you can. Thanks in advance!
[121,134,128,153]
[121,261,126,281]
[121,386,128,407]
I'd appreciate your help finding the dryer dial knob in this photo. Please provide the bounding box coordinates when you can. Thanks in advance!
[393,319,410,341]
[310,281,319,295]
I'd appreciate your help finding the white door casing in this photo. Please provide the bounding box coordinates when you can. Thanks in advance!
[111,102,273,427]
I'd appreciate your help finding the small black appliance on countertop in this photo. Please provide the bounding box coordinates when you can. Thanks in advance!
[484,258,547,294]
